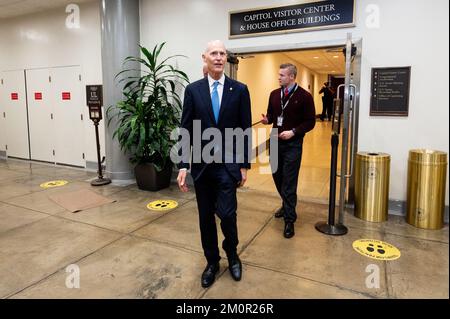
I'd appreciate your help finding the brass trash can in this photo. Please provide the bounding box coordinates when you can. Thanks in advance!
[406,149,447,230]
[354,152,390,222]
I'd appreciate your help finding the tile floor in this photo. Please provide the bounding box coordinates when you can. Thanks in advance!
[0,153,448,299]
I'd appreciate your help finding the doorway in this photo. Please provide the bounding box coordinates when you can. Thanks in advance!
[227,37,362,207]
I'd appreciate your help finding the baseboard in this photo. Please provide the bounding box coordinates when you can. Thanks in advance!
[388,199,449,223]
[86,160,100,172]
[170,169,449,223]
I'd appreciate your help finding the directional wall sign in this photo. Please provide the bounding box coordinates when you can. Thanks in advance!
[370,67,411,116]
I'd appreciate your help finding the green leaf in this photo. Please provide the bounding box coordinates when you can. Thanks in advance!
[111,42,190,167]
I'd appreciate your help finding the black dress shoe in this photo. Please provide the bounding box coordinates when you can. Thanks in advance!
[274,207,284,218]
[201,263,220,288]
[284,222,295,238]
[228,257,242,281]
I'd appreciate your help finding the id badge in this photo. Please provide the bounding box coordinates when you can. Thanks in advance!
[277,116,284,126]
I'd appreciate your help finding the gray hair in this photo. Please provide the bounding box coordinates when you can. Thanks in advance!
[280,63,297,78]
[205,40,226,53]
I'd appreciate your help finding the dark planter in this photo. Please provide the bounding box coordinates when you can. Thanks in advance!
[134,162,173,191]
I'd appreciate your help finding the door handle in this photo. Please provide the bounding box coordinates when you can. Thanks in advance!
[337,84,345,100]
[346,84,357,178]
[336,84,357,179]
[331,98,342,134]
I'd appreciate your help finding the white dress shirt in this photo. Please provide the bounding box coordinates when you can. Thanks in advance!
[208,73,225,106]
[179,73,226,172]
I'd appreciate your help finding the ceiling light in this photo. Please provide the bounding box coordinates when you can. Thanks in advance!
[313,56,319,59]
[333,55,339,58]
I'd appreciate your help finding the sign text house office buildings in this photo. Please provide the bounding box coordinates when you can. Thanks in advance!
[229,0,355,38]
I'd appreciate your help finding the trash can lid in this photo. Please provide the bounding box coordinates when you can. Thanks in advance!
[357,152,391,162]
[409,149,448,165]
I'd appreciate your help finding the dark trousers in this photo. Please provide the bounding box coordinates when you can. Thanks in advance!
[271,139,303,223]
[320,97,326,119]
[325,100,334,120]
[322,99,333,120]
[194,164,239,265]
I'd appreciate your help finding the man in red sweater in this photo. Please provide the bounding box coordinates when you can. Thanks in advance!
[261,63,316,238]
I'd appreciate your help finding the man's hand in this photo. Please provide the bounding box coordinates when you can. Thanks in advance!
[239,168,248,187]
[177,170,189,192]
[261,114,269,125]
[278,130,295,140]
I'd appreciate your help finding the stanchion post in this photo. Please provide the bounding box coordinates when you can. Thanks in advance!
[315,98,348,236]
[315,132,348,235]
[86,85,111,186]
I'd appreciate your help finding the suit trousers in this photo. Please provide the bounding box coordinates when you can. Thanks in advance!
[271,139,303,223]
[194,163,240,264]
[325,100,334,120]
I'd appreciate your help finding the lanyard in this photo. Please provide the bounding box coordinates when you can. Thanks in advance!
[280,84,298,115]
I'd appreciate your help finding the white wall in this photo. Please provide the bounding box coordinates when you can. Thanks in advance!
[140,0,449,206]
[0,0,448,205]
[0,0,104,166]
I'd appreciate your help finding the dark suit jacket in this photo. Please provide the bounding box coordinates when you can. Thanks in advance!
[178,76,252,182]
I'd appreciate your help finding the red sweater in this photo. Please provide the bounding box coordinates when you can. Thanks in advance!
[266,84,316,140]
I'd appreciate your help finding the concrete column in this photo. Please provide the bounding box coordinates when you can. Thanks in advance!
[100,0,140,181]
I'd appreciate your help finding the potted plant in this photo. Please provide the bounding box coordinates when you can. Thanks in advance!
[107,43,189,191]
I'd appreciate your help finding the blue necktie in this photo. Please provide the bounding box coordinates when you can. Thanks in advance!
[211,81,220,123]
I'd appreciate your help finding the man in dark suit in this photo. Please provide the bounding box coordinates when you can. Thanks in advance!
[261,63,316,238]
[177,40,252,288]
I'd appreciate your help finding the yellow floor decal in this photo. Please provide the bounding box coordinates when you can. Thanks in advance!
[147,200,178,211]
[352,239,401,261]
[40,180,69,189]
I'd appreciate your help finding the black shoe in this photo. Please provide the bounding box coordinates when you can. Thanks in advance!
[228,257,242,281]
[201,263,220,288]
[274,207,284,218]
[284,222,295,238]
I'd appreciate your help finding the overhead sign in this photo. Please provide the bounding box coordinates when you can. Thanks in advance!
[229,0,355,38]
[370,67,411,116]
